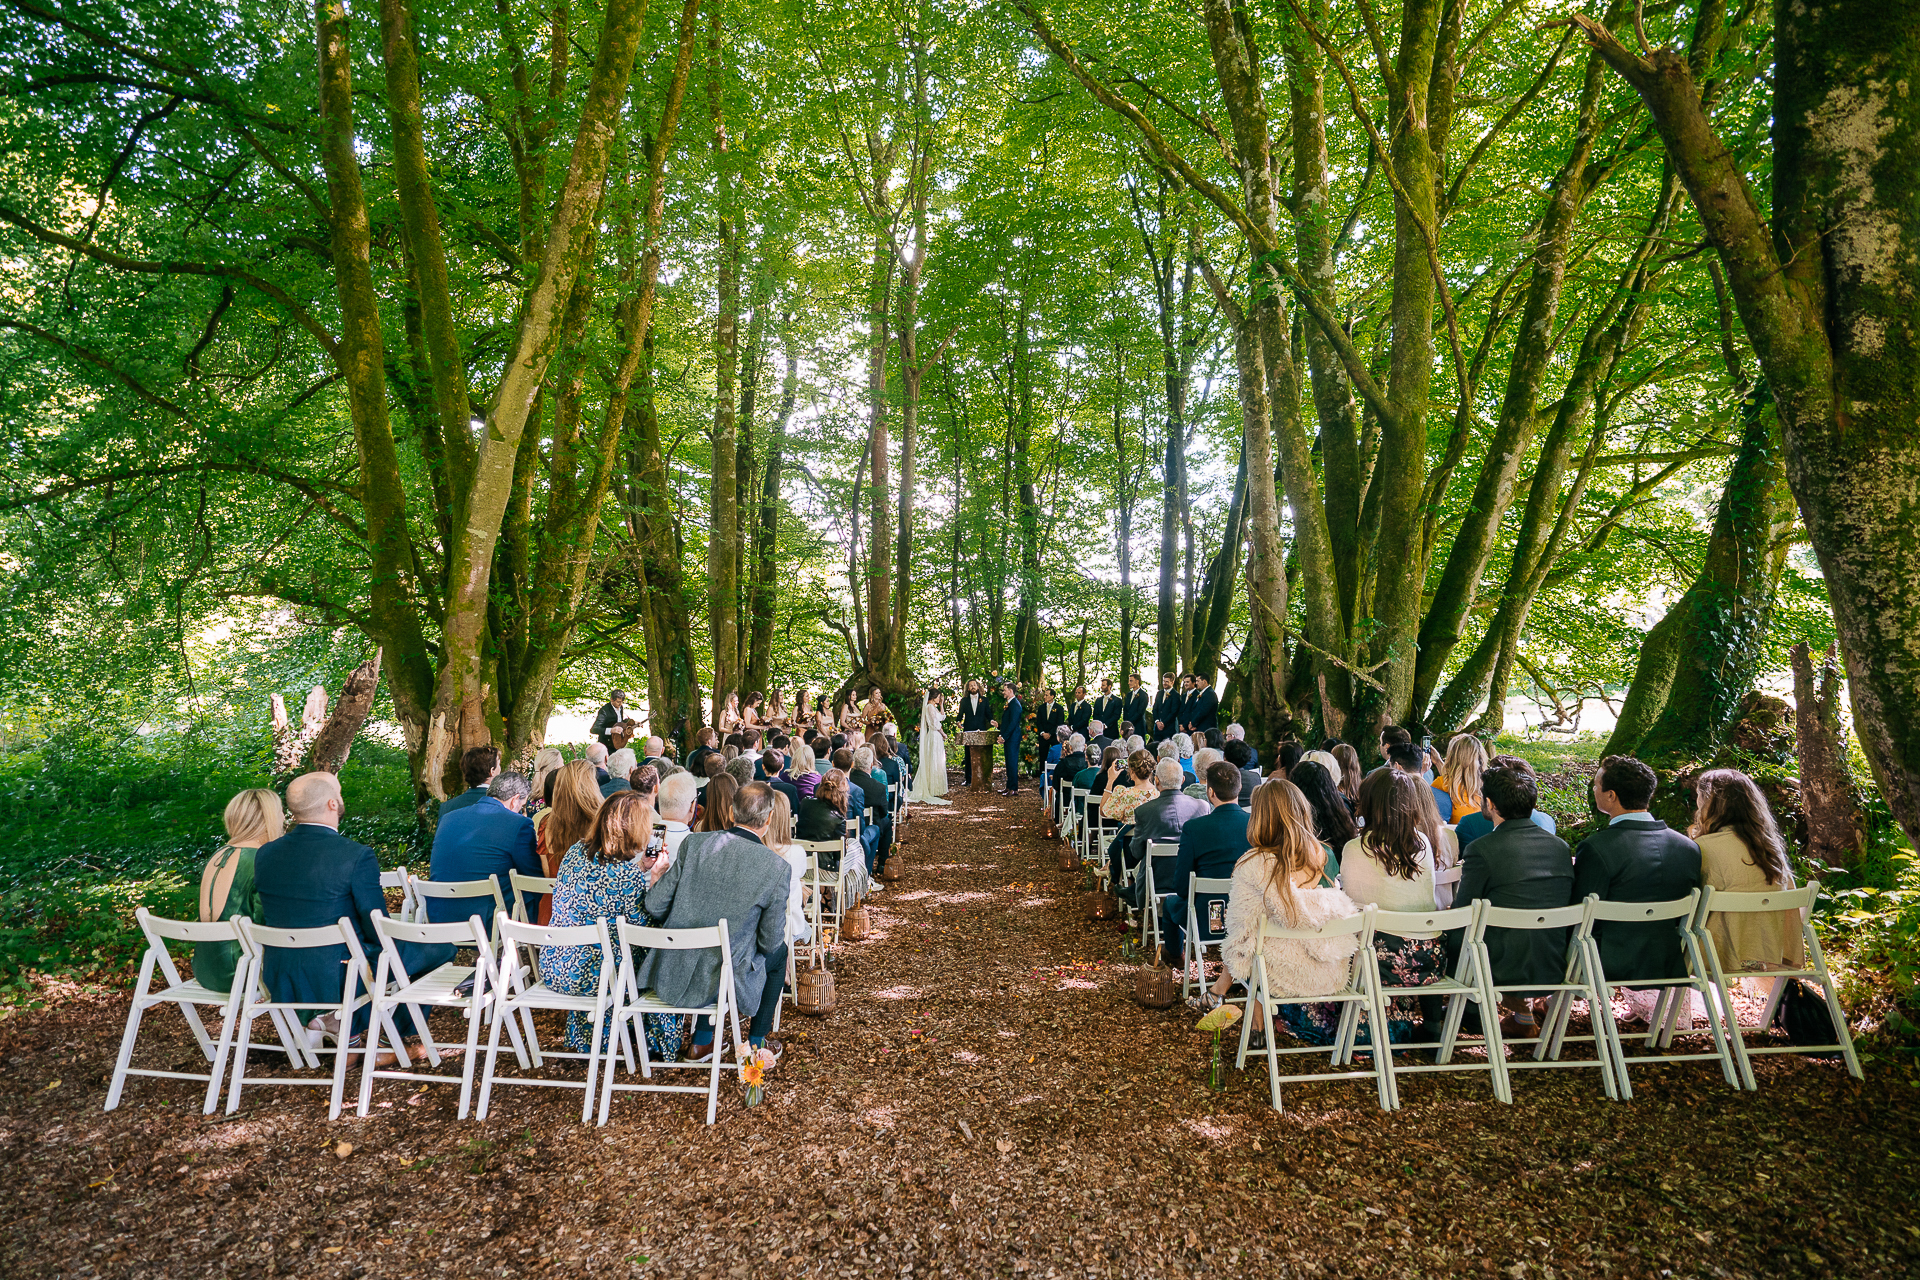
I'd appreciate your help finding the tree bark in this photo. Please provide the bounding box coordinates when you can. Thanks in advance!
[746,321,799,696]
[1790,641,1866,868]
[309,649,385,773]
[706,2,741,720]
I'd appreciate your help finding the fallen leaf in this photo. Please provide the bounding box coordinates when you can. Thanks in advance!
[324,1247,343,1254]
[42,1079,60,1092]
[334,1142,353,1159]
[995,1138,1013,1154]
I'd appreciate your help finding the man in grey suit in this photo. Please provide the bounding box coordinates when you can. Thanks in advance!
[1452,766,1575,1038]
[640,782,791,1062]
[1115,759,1210,906]
[1575,755,1703,1007]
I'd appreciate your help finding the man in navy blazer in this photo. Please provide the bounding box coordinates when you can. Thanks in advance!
[1160,761,1250,964]
[1182,675,1220,734]
[1575,755,1703,989]
[255,773,452,1040]
[998,682,1024,795]
[439,744,500,816]
[428,771,542,940]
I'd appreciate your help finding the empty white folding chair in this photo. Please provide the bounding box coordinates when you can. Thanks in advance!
[407,874,510,949]
[1182,874,1234,999]
[597,919,741,1126]
[1235,905,1393,1113]
[1361,902,1506,1107]
[1694,879,1860,1087]
[228,916,376,1118]
[106,909,276,1115]
[1069,787,1090,849]
[800,840,851,944]
[1141,842,1182,952]
[477,917,631,1123]
[1583,890,1739,1098]
[379,865,421,923]
[356,910,514,1119]
[509,870,557,925]
[1477,896,1619,1099]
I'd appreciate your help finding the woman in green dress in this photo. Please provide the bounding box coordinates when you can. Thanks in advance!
[194,788,285,993]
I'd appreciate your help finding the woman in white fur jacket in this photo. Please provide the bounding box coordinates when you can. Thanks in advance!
[1210,780,1358,1043]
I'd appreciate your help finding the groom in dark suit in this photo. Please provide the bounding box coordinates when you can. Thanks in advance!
[959,680,993,785]
[997,682,1024,795]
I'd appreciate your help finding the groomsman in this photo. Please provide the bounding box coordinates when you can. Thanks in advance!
[1121,674,1150,740]
[1151,673,1181,742]
[1066,686,1093,737]
[997,682,1024,795]
[1033,688,1066,777]
[960,679,993,785]
[1091,679,1123,739]
[1184,673,1220,734]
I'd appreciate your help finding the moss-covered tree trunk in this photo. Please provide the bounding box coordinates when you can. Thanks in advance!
[1575,5,1920,846]
[705,5,742,721]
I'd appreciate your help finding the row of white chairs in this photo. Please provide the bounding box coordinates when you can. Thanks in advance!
[108,904,752,1125]
[1230,882,1860,1112]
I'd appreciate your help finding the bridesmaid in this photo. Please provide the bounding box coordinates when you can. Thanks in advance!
[742,691,766,732]
[717,691,742,734]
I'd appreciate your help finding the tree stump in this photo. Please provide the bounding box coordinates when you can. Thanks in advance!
[1791,641,1866,868]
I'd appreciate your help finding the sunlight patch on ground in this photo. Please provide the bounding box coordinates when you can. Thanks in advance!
[949,1050,984,1063]
[1055,978,1100,991]
[872,985,922,1001]
[1180,1117,1237,1144]
[1016,897,1055,909]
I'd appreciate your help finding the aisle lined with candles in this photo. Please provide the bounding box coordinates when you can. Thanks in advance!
[1,782,1913,1279]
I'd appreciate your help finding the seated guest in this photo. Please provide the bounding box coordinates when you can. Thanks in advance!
[702,753,729,780]
[1173,733,1197,780]
[830,747,881,871]
[194,788,284,994]
[1576,755,1704,1014]
[1274,741,1305,783]
[1334,770,1448,1040]
[1224,738,1261,805]
[1454,755,1558,848]
[763,792,813,948]
[428,770,541,940]
[1331,744,1364,804]
[1057,734,1089,786]
[1118,759,1211,898]
[795,768,851,863]
[694,773,738,833]
[585,741,611,785]
[740,729,764,766]
[641,782,792,1061]
[256,773,452,1062]
[1209,780,1358,1040]
[760,749,801,811]
[850,747,892,873]
[1185,748,1223,800]
[628,764,660,802]
[685,726,721,777]
[789,743,822,798]
[527,747,565,816]
[1101,751,1158,825]
[541,791,680,1059]
[1689,767,1804,973]
[1288,759,1356,855]
[601,747,638,797]
[641,736,671,772]
[654,771,697,859]
[1432,734,1488,824]
[1088,720,1113,754]
[1223,722,1259,769]
[1082,744,1124,806]
[442,745,501,815]
[1453,766,1576,1037]
[538,760,603,881]
[1160,761,1253,965]
[725,755,756,789]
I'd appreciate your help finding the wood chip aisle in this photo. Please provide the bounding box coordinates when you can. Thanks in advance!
[1,783,1915,1278]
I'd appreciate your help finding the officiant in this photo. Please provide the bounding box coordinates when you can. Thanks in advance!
[959,680,993,785]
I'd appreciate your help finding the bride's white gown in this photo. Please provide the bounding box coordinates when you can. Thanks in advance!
[907,697,951,804]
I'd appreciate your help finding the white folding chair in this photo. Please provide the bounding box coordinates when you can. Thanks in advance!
[1363,902,1507,1107]
[1069,787,1090,849]
[1432,862,1463,912]
[1182,874,1234,999]
[598,919,741,1126]
[1583,890,1739,1098]
[1236,905,1393,1113]
[1694,880,1860,1088]
[800,841,850,945]
[477,918,632,1123]
[379,865,421,923]
[1478,896,1619,1100]
[509,870,557,925]
[228,917,376,1118]
[407,874,510,949]
[355,910,515,1119]
[1141,842,1182,951]
[106,909,277,1114]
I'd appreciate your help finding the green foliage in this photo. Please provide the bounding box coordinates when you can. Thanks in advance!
[0,731,420,1004]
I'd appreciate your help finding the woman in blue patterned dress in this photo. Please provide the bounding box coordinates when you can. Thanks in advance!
[542,791,683,1059]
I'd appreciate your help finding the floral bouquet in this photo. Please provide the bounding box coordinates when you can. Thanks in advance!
[1196,1004,1243,1091]
[741,1046,777,1108]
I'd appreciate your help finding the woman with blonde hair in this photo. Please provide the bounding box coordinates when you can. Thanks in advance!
[533,760,603,924]
[717,691,742,734]
[527,747,566,814]
[1433,734,1488,822]
[790,742,822,798]
[194,788,286,993]
[763,791,813,948]
[1208,780,1357,1039]
[1690,768,1804,972]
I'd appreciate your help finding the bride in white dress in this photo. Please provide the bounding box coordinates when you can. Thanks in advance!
[907,690,951,804]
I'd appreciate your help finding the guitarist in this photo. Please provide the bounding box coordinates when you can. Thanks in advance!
[591,690,633,751]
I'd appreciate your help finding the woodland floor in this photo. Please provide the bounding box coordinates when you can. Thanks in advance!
[3,779,1917,1280]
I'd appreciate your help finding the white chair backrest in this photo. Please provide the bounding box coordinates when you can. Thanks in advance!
[409,874,508,909]
[496,916,605,951]
[237,917,361,953]
[138,908,246,947]
[1145,842,1180,887]
[1258,904,1374,942]
[509,870,556,921]
[613,917,729,953]
[369,907,489,953]
[1479,899,1592,933]
[1699,882,1817,915]
[1373,900,1479,938]
[1586,890,1700,926]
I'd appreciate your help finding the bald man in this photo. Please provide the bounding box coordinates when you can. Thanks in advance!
[254,773,453,1052]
